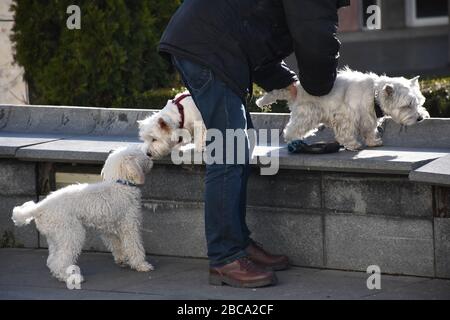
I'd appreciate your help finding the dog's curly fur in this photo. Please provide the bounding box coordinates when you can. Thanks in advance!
[257,68,430,150]
[12,145,154,282]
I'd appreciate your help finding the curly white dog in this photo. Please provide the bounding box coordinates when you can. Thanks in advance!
[138,91,206,159]
[12,145,154,282]
[257,68,430,151]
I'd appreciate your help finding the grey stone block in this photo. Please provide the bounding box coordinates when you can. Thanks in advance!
[0,160,36,196]
[141,200,207,258]
[15,136,141,163]
[323,173,433,217]
[410,155,450,187]
[272,145,447,175]
[325,214,435,277]
[91,109,153,137]
[142,165,205,202]
[247,207,324,268]
[0,132,63,158]
[0,195,38,248]
[434,218,450,278]
[382,119,450,149]
[247,169,321,209]
[0,105,99,135]
[141,200,324,268]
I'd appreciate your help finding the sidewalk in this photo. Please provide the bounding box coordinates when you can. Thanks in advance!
[0,249,449,300]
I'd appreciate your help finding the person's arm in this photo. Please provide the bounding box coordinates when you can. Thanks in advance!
[282,0,343,96]
[253,60,298,93]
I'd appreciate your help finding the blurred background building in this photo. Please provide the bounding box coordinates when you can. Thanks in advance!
[0,0,448,106]
[338,0,449,76]
[0,0,28,104]
[286,0,450,77]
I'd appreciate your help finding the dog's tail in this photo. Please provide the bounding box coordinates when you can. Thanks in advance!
[12,201,40,227]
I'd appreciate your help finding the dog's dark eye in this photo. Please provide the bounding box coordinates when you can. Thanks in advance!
[152,139,157,142]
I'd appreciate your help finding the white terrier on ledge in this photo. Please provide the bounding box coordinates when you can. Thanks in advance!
[257,68,430,151]
[12,145,154,282]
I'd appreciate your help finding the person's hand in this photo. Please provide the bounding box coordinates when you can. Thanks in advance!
[287,83,297,100]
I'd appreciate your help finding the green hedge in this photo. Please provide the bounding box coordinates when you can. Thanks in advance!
[421,77,450,118]
[11,0,181,108]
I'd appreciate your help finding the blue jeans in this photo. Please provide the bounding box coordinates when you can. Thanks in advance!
[172,56,253,267]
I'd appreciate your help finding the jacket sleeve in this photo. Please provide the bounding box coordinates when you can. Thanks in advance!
[282,0,343,96]
[253,60,298,92]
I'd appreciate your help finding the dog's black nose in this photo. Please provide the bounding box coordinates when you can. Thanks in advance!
[417,116,424,122]
[146,152,152,158]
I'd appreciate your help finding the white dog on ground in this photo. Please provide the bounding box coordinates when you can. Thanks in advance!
[12,145,154,282]
[257,68,430,151]
[138,91,206,158]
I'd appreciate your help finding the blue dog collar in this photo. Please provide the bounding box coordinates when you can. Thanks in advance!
[116,179,137,187]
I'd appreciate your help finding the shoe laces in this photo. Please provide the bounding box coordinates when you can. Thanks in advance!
[238,257,261,272]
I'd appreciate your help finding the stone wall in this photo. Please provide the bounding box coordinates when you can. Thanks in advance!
[0,159,37,248]
[6,159,447,278]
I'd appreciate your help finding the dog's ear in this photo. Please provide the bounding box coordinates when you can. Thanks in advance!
[383,84,394,97]
[410,76,420,86]
[125,157,145,185]
[158,117,171,132]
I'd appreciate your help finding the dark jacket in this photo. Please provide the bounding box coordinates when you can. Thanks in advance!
[159,0,350,101]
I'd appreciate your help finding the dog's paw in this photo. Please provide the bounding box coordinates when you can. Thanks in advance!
[115,260,128,268]
[134,261,154,272]
[344,143,363,151]
[366,138,383,148]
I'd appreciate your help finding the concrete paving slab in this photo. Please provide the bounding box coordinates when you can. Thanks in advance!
[1,249,449,300]
[15,136,142,163]
[409,154,450,187]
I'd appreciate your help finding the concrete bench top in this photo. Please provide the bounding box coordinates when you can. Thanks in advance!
[409,155,450,187]
[257,145,449,175]
[1,104,450,176]
[14,135,142,163]
[0,132,65,157]
[2,131,447,175]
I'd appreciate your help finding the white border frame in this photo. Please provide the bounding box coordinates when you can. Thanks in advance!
[406,0,449,27]
[360,0,382,30]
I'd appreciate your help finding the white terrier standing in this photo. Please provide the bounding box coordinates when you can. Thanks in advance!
[138,91,206,158]
[257,68,430,150]
[12,145,154,282]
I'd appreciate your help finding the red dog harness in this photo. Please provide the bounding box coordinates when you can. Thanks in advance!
[172,93,191,129]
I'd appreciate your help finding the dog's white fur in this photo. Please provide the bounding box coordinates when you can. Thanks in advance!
[257,68,430,150]
[138,91,206,158]
[12,145,154,282]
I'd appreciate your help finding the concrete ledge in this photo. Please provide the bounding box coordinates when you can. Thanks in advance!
[410,155,450,187]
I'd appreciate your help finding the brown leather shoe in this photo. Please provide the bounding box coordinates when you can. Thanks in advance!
[209,257,277,288]
[246,241,290,271]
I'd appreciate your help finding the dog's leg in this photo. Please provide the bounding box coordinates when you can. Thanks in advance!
[359,113,383,148]
[363,128,383,148]
[50,222,85,282]
[119,216,154,272]
[283,104,319,142]
[101,233,127,267]
[334,119,362,151]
